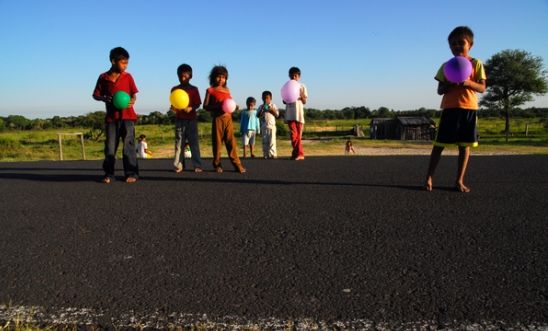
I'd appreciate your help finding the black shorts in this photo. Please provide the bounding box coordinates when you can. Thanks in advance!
[434,108,478,147]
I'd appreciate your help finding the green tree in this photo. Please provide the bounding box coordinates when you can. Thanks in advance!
[373,106,393,118]
[7,115,31,130]
[82,111,106,141]
[480,49,548,142]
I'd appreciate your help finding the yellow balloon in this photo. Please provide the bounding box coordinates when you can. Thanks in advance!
[170,89,190,110]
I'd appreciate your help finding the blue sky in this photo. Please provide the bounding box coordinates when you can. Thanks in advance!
[0,0,547,119]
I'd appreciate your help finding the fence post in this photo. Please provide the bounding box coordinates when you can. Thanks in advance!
[80,133,86,160]
[58,134,63,161]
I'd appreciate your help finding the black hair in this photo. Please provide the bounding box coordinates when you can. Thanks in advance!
[246,97,256,106]
[261,91,272,100]
[209,65,228,87]
[109,47,130,62]
[177,64,193,79]
[289,66,301,78]
[448,26,474,45]
[138,134,146,140]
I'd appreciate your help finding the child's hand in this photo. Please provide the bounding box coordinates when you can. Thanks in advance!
[128,98,136,108]
[184,106,193,113]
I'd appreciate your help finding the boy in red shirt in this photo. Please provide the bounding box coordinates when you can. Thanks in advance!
[92,47,139,183]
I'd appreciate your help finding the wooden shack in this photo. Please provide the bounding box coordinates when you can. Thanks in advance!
[370,116,436,140]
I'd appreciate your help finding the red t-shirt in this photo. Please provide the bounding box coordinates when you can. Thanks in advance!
[171,84,202,120]
[206,87,232,118]
[93,71,139,122]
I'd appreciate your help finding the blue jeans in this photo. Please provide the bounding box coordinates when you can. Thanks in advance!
[103,120,139,178]
[174,119,203,170]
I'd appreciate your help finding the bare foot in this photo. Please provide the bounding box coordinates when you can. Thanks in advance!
[102,176,112,184]
[425,177,433,191]
[456,182,471,193]
[125,177,138,183]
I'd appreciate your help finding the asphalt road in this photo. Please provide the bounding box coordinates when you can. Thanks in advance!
[0,155,547,329]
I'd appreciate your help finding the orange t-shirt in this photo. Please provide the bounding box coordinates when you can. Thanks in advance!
[435,57,486,110]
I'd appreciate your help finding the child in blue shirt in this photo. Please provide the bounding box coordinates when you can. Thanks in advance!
[240,97,260,158]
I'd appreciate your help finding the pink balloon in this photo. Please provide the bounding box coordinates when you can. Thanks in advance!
[443,56,473,83]
[281,80,301,103]
[222,98,237,113]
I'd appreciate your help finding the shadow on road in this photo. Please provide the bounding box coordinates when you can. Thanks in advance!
[0,172,426,191]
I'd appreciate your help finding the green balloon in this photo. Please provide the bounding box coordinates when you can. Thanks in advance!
[113,91,130,109]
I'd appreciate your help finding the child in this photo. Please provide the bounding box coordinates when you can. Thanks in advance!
[240,97,260,158]
[171,63,203,173]
[183,142,192,159]
[136,134,152,159]
[203,65,246,173]
[345,139,355,155]
[92,47,139,183]
[257,90,279,159]
[284,67,308,160]
[425,26,486,192]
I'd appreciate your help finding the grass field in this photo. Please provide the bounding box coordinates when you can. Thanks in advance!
[0,118,547,162]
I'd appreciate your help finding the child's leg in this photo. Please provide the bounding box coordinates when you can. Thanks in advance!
[121,120,139,179]
[295,122,304,159]
[456,146,471,192]
[242,133,247,158]
[249,131,256,157]
[223,117,244,171]
[212,117,224,169]
[425,146,444,191]
[262,128,269,158]
[103,121,120,180]
[271,127,277,158]
[187,120,203,169]
[173,119,185,171]
[288,121,299,159]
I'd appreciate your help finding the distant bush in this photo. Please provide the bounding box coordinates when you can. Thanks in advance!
[1,107,546,132]
[276,121,288,137]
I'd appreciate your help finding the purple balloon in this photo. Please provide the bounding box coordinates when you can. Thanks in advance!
[443,56,473,83]
[222,98,237,113]
[281,80,301,103]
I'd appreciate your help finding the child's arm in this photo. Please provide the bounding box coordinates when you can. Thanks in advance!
[463,79,486,93]
[92,81,112,103]
[203,91,215,111]
[300,86,308,104]
[270,104,279,117]
[128,94,137,108]
[437,79,486,95]
[93,94,112,103]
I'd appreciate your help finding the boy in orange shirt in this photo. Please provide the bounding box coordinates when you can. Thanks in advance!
[425,26,486,192]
